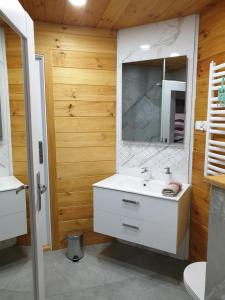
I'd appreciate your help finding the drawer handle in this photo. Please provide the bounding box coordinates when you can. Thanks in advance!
[122,223,140,230]
[122,199,139,205]
[16,185,29,194]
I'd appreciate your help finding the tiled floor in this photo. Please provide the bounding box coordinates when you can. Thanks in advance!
[0,242,192,300]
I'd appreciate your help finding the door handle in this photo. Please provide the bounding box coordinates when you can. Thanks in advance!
[37,171,47,211]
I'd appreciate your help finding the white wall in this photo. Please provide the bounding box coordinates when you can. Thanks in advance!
[117,15,199,183]
[0,27,12,177]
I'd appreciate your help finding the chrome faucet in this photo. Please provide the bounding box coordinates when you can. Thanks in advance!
[141,167,151,185]
[141,167,149,174]
[164,167,172,175]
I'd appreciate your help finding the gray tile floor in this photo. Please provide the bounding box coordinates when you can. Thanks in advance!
[0,242,192,300]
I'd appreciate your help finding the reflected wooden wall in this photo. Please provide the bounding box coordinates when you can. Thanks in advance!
[4,26,31,245]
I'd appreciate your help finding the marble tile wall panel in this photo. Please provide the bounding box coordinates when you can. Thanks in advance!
[117,15,199,183]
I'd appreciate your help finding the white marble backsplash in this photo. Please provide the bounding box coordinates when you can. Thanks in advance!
[0,28,12,177]
[117,15,199,183]
[119,142,189,183]
[0,141,11,176]
[0,28,14,248]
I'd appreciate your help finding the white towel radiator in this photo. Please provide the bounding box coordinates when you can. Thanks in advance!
[204,61,225,176]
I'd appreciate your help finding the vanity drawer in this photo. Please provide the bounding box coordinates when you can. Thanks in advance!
[0,211,27,241]
[0,189,26,217]
[94,210,177,253]
[94,187,177,224]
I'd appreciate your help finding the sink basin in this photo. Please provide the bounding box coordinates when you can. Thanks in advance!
[93,174,190,201]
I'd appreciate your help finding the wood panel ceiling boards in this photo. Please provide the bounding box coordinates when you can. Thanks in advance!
[19,0,217,29]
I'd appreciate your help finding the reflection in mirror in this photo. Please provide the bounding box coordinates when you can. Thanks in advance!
[122,59,163,142]
[173,91,186,143]
[0,18,34,299]
[122,56,187,144]
[0,100,2,141]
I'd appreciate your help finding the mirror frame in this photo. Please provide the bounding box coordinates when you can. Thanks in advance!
[0,1,45,300]
[121,55,188,145]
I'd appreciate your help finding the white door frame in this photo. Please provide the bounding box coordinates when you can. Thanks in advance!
[35,54,52,248]
[0,1,45,299]
[161,80,186,144]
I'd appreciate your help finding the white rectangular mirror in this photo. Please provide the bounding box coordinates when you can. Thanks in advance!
[122,56,187,144]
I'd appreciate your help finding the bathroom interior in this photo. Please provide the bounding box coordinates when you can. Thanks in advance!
[0,0,225,299]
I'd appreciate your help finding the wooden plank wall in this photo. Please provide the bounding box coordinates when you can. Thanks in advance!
[190,0,225,261]
[34,22,116,248]
[7,8,225,257]
[4,26,31,245]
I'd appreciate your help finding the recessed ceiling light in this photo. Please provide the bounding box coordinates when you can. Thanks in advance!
[69,0,87,7]
[140,44,151,51]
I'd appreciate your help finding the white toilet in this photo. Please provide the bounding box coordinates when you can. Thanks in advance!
[183,262,206,300]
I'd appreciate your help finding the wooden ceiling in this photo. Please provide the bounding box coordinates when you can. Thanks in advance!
[19,0,217,30]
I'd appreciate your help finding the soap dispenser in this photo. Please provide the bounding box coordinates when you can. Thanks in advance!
[164,167,172,184]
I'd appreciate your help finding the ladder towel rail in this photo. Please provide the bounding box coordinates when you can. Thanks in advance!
[204,61,225,176]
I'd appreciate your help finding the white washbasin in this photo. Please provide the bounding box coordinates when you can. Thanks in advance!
[93,174,190,201]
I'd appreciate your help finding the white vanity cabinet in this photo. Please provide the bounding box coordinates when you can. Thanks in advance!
[93,175,191,258]
[0,176,27,241]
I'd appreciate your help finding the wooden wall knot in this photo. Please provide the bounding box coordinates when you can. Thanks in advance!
[108,111,114,116]
[202,31,208,39]
[68,103,74,117]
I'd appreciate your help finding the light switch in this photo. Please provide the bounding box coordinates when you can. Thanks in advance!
[195,121,207,131]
